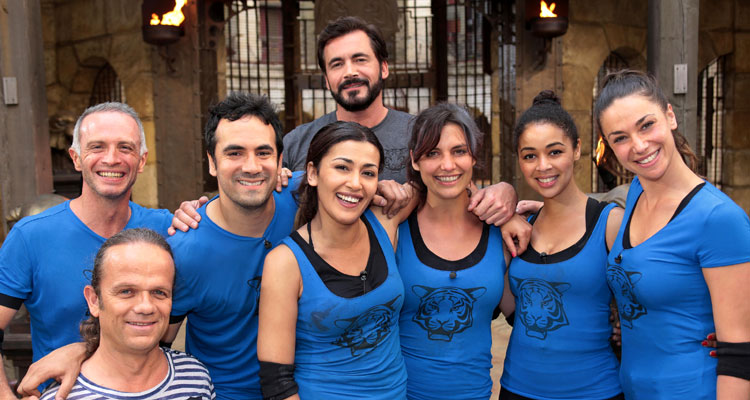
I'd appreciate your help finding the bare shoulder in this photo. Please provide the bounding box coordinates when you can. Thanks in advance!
[605,205,624,249]
[262,244,301,287]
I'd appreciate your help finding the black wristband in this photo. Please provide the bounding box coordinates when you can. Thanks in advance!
[259,361,298,400]
[716,341,750,381]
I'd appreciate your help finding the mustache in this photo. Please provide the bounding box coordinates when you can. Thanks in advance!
[338,78,370,92]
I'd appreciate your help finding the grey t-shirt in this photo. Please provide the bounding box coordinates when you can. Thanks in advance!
[282,109,414,183]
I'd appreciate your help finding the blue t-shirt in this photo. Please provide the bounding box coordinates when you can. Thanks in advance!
[168,172,301,400]
[283,209,407,399]
[607,177,750,400]
[0,201,172,361]
[396,213,505,400]
[502,199,621,399]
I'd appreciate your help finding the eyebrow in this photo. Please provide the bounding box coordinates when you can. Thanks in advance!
[606,114,655,139]
[222,144,246,152]
[327,56,343,67]
[519,142,565,152]
[255,144,275,153]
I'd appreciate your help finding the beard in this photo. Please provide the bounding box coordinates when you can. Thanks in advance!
[331,74,385,112]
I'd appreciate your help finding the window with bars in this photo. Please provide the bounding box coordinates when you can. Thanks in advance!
[698,57,724,188]
[89,63,125,106]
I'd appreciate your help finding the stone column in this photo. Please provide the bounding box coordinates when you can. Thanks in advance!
[0,0,53,238]
[648,0,700,149]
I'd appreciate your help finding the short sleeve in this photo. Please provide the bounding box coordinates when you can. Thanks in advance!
[168,235,196,317]
[697,201,750,268]
[0,226,34,303]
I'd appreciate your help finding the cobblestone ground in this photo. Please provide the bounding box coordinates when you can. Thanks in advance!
[490,318,513,398]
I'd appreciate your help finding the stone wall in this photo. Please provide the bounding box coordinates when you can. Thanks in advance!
[701,0,750,211]
[512,0,648,200]
[41,0,159,207]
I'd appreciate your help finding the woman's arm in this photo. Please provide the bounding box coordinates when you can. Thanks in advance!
[703,262,750,399]
[498,246,516,318]
[258,245,303,400]
[605,206,624,251]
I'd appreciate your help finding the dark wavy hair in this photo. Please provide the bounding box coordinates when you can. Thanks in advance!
[317,16,388,73]
[294,121,384,228]
[204,92,284,160]
[407,103,483,205]
[80,228,174,357]
[513,90,579,152]
[593,69,699,175]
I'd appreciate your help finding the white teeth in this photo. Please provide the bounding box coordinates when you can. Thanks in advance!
[336,194,360,203]
[99,171,124,178]
[129,322,152,326]
[637,151,658,164]
[436,175,459,182]
[238,179,262,187]
[538,176,556,183]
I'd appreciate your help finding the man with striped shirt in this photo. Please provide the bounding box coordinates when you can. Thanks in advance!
[39,228,215,400]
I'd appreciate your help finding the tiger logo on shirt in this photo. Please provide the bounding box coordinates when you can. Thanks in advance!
[511,277,570,340]
[606,264,647,328]
[411,285,486,341]
[332,296,400,356]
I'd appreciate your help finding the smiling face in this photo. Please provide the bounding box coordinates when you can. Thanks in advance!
[85,242,174,356]
[70,111,147,200]
[323,30,389,112]
[412,123,476,202]
[599,94,679,182]
[307,140,380,225]
[517,123,580,199]
[208,116,281,210]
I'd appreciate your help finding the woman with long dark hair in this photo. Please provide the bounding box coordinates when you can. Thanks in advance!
[257,121,414,400]
[594,70,750,399]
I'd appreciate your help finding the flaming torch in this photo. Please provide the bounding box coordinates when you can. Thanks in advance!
[525,0,568,38]
[142,0,187,45]
[594,136,606,166]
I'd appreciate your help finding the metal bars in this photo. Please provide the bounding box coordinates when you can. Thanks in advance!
[698,57,724,188]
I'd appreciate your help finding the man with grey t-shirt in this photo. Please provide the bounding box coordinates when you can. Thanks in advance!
[283,16,413,183]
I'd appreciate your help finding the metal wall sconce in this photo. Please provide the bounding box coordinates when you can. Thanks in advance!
[525,0,569,38]
[142,0,187,45]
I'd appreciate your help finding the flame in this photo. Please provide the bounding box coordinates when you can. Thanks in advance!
[540,1,557,18]
[595,137,605,165]
[150,0,187,26]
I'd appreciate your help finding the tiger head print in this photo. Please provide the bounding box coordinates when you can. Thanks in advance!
[411,285,486,342]
[511,277,570,340]
[606,264,647,329]
[332,296,400,357]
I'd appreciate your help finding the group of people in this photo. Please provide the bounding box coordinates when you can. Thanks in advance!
[0,14,748,400]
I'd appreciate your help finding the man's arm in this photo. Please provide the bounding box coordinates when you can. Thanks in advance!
[468,181,517,225]
[0,306,19,400]
[15,342,87,400]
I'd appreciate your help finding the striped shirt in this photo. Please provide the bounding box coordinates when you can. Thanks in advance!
[40,348,215,400]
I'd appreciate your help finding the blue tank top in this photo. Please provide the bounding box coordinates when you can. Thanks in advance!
[607,177,750,400]
[501,199,621,400]
[396,212,505,400]
[283,209,407,399]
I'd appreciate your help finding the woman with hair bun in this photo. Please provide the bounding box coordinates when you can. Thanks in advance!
[500,90,624,399]
[594,70,750,399]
